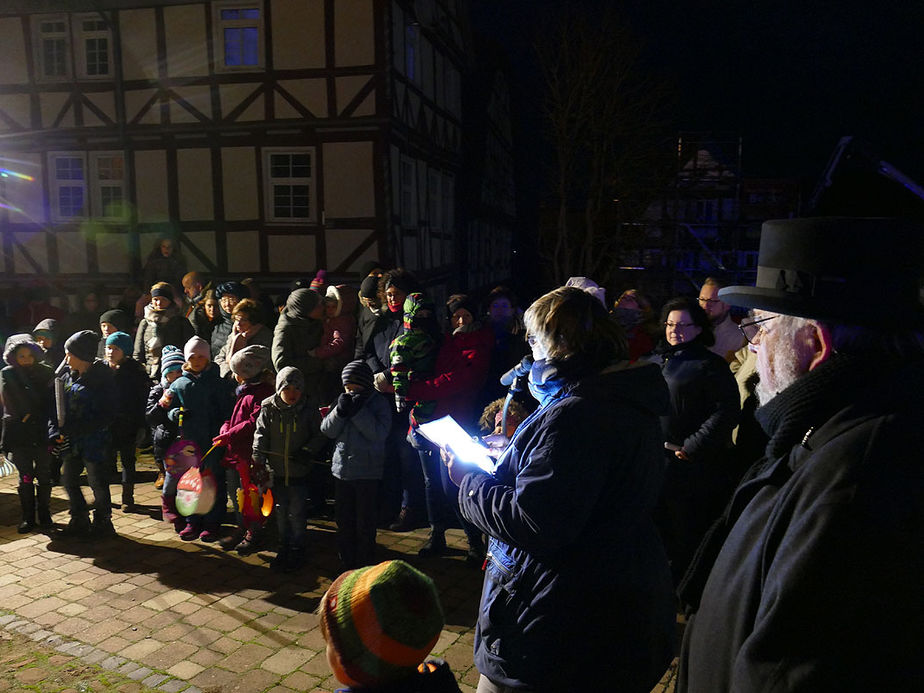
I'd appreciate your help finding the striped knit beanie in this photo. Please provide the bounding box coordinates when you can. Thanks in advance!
[341,360,374,391]
[160,345,185,375]
[321,560,444,686]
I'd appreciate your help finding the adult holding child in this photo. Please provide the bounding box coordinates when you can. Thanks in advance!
[446,286,675,693]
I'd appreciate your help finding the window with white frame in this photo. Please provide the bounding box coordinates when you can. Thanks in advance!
[76,15,111,78]
[36,16,69,80]
[400,156,417,227]
[51,154,86,220]
[49,151,128,221]
[91,152,126,219]
[214,2,263,71]
[263,149,315,223]
[34,14,114,81]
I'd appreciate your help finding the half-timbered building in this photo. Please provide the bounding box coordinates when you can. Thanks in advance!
[0,0,513,306]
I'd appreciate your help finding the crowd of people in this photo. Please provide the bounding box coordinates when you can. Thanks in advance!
[1,216,921,692]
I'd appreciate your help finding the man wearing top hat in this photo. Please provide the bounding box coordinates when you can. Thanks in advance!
[677,217,924,691]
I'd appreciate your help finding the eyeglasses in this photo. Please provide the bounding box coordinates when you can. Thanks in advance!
[664,322,695,329]
[738,315,778,344]
[698,296,722,305]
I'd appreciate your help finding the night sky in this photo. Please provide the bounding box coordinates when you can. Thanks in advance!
[472,0,924,186]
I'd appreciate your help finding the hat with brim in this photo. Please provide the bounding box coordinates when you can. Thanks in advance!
[718,217,924,326]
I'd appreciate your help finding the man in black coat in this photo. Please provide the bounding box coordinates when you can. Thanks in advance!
[677,217,924,691]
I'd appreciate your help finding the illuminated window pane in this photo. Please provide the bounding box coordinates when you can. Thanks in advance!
[59,186,85,217]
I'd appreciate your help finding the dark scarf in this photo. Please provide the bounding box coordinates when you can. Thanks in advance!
[678,351,897,611]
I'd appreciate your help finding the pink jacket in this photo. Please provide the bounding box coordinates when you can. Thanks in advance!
[219,380,275,466]
[315,284,358,365]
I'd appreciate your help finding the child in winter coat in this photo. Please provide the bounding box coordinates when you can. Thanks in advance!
[320,560,461,692]
[51,330,117,538]
[105,331,152,511]
[0,335,55,533]
[147,345,185,530]
[314,284,358,404]
[321,361,391,569]
[164,336,233,541]
[389,292,440,419]
[212,345,275,553]
[253,366,325,572]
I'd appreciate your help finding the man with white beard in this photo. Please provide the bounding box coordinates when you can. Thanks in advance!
[676,217,924,692]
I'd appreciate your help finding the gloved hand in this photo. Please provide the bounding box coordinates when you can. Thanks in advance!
[373,371,394,393]
[335,392,355,418]
[52,435,71,456]
[251,462,272,492]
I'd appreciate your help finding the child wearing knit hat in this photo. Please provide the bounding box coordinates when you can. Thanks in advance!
[104,332,152,511]
[253,366,327,571]
[163,336,234,542]
[320,360,391,569]
[213,345,275,553]
[146,345,185,523]
[320,560,460,691]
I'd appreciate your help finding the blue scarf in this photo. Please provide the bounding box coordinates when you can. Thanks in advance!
[527,359,569,407]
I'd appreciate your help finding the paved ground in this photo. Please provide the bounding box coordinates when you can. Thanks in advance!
[0,455,679,692]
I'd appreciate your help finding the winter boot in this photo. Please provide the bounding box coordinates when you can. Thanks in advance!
[90,512,116,538]
[57,514,91,539]
[36,485,53,528]
[121,483,134,512]
[17,484,36,534]
[417,528,447,557]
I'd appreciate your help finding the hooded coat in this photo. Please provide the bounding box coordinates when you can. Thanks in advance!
[33,318,64,368]
[271,289,323,391]
[219,379,275,466]
[134,303,195,378]
[252,367,325,484]
[320,389,391,481]
[166,362,234,454]
[0,337,54,451]
[457,362,675,692]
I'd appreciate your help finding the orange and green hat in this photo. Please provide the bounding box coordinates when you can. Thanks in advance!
[321,560,444,686]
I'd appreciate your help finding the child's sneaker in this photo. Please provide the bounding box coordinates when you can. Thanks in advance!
[178,522,199,541]
[198,527,219,542]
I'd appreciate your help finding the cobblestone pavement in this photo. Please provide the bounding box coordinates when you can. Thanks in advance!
[0,455,679,692]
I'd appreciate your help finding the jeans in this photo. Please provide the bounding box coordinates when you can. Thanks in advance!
[62,453,111,520]
[335,478,379,569]
[476,675,535,693]
[275,480,309,552]
[10,446,52,487]
[110,441,136,486]
[418,440,450,531]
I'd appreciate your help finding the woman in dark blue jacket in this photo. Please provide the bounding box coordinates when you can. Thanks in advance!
[447,286,675,692]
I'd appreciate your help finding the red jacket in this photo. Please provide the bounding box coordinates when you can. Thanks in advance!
[315,284,357,364]
[408,325,494,428]
[219,380,275,467]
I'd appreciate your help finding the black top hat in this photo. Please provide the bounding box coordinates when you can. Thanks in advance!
[718,217,924,326]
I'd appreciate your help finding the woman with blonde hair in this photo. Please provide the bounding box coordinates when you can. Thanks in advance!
[446,286,675,692]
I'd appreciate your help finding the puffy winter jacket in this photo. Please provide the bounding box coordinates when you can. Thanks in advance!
[166,363,234,453]
[48,360,117,462]
[320,391,391,480]
[0,337,54,451]
[252,392,325,484]
[272,291,323,392]
[219,380,275,466]
[458,362,675,692]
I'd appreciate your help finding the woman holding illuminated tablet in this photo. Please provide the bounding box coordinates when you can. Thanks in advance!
[445,285,674,693]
